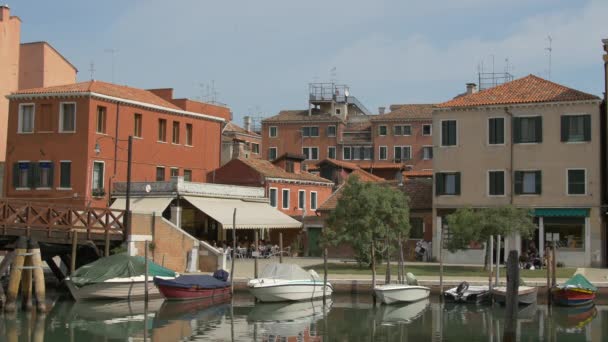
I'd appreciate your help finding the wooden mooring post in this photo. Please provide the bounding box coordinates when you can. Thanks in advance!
[5,237,28,312]
[254,230,259,279]
[503,250,519,342]
[70,231,78,274]
[279,233,283,263]
[371,240,377,306]
[30,239,46,312]
[546,246,552,305]
[230,208,237,295]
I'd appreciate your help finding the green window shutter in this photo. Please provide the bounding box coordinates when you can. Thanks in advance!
[535,117,543,143]
[583,115,591,141]
[12,163,19,188]
[449,121,457,145]
[514,171,523,195]
[513,117,521,143]
[497,118,504,144]
[561,116,569,142]
[441,121,448,146]
[498,171,505,195]
[436,174,444,195]
[488,119,495,144]
[455,172,461,195]
[30,163,39,188]
[535,171,542,194]
[48,163,54,188]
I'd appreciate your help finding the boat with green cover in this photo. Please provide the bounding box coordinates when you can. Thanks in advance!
[552,274,597,306]
[65,254,176,301]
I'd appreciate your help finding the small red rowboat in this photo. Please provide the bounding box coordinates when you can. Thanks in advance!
[154,274,231,301]
[551,274,597,307]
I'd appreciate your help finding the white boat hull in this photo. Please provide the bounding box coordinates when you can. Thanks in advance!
[65,279,161,301]
[444,285,491,304]
[374,285,430,304]
[248,279,333,302]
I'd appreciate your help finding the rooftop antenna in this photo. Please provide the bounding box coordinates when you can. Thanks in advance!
[88,61,96,80]
[104,48,118,83]
[545,35,553,80]
[330,67,337,84]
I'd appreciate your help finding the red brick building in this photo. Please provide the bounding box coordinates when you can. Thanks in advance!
[4,80,228,207]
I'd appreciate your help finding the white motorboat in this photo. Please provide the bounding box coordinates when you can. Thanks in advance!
[444,282,490,304]
[248,263,333,302]
[374,284,430,304]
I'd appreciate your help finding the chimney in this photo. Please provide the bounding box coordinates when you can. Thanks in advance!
[244,116,252,132]
[466,83,477,95]
[0,5,9,21]
[231,139,248,160]
[378,107,386,115]
[147,88,174,102]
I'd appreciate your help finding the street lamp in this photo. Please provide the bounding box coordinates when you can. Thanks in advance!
[95,135,134,242]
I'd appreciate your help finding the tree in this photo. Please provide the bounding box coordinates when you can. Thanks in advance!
[324,176,411,267]
[445,206,536,268]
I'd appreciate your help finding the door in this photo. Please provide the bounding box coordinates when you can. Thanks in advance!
[307,227,322,257]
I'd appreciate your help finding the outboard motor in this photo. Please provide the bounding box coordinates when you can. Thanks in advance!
[456,281,469,299]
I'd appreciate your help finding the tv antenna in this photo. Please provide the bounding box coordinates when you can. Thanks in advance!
[330,67,337,84]
[88,61,96,80]
[545,35,553,80]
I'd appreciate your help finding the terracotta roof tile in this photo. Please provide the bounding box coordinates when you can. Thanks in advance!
[262,109,343,123]
[403,170,433,178]
[371,104,434,121]
[358,162,406,170]
[224,122,261,137]
[437,75,600,108]
[238,158,332,184]
[12,80,183,110]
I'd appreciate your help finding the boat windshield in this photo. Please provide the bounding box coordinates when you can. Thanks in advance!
[259,263,318,281]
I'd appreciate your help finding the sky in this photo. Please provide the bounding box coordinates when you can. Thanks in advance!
[10,0,608,125]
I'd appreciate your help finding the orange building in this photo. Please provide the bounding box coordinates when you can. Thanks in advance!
[4,80,228,207]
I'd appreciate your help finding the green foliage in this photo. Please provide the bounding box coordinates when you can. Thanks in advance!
[445,206,536,252]
[324,176,411,267]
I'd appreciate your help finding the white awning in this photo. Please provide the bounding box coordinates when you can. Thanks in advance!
[183,196,302,230]
[110,197,173,214]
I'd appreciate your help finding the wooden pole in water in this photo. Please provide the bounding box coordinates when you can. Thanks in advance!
[70,231,78,274]
[546,246,552,305]
[371,239,377,305]
[504,250,519,342]
[279,233,283,263]
[551,242,557,288]
[230,208,237,295]
[495,234,501,286]
[5,236,28,312]
[21,248,33,311]
[29,239,46,313]
[323,237,328,305]
[385,229,391,284]
[254,230,259,279]
[488,236,494,295]
[144,240,149,302]
[105,228,110,257]
[439,225,444,299]
[398,234,405,284]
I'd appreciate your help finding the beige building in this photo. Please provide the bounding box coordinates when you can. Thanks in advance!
[432,75,603,267]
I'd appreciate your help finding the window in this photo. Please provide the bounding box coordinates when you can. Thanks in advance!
[422,124,432,136]
[285,160,295,173]
[394,146,411,161]
[134,113,142,138]
[513,116,542,143]
[156,167,165,181]
[410,217,424,239]
[298,190,306,210]
[545,217,585,249]
[393,125,411,136]
[302,126,320,137]
[170,168,179,178]
[514,170,541,195]
[488,117,505,145]
[435,172,461,195]
[379,125,387,136]
[488,170,505,196]
[251,143,260,154]
[561,115,591,142]
[343,147,351,160]
[567,169,586,195]
[269,188,278,207]
[183,169,192,182]
[327,125,336,137]
[379,146,387,160]
[172,121,180,144]
[59,103,76,132]
[269,147,277,161]
[328,146,336,159]
[96,106,107,134]
[336,108,341,115]
[13,162,31,188]
[92,161,104,191]
[302,147,319,160]
[36,161,53,188]
[441,120,457,146]
[269,126,278,138]
[422,146,433,160]
[158,119,167,142]
[60,161,71,188]
[310,192,318,210]
[18,104,35,133]
[282,189,290,209]
[184,124,192,146]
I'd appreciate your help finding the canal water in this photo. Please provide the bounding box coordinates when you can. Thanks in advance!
[1,292,606,341]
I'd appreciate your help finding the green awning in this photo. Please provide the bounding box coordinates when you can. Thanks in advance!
[533,208,589,217]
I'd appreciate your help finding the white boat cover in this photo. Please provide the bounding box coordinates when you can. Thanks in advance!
[183,196,302,230]
[110,197,173,214]
[260,263,319,281]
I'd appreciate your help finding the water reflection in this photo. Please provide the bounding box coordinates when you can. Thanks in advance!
[0,294,606,341]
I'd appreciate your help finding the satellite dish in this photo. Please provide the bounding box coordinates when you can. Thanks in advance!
[145,184,152,193]
[344,89,350,97]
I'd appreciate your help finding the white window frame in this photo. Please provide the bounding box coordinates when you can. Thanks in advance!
[327,125,337,137]
[378,125,388,136]
[170,167,179,178]
[302,126,320,137]
[269,187,278,208]
[18,103,35,134]
[514,114,542,145]
[561,113,591,144]
[310,191,318,210]
[58,160,72,190]
[440,119,458,147]
[36,160,53,190]
[59,102,77,133]
[269,147,278,161]
[515,169,541,196]
[379,146,388,160]
[298,190,306,210]
[566,168,587,196]
[394,146,412,161]
[343,147,351,160]
[15,160,31,190]
[269,126,278,138]
[436,171,460,196]
[302,146,319,160]
[156,165,166,181]
[422,124,432,136]
[327,146,336,159]
[487,116,506,146]
[422,145,433,160]
[92,160,105,190]
[487,169,506,197]
[282,189,290,209]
